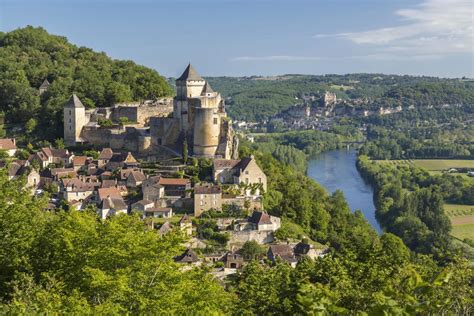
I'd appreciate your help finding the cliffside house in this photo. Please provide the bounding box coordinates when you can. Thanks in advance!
[267,244,298,267]
[213,155,267,196]
[0,138,17,157]
[194,184,222,217]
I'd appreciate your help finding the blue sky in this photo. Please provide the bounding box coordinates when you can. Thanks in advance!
[1,0,472,78]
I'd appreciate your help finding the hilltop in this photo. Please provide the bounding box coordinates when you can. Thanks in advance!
[0,26,173,140]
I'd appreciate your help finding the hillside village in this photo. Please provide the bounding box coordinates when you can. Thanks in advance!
[0,65,328,276]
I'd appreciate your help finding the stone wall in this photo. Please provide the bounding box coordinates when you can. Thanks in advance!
[229,230,274,245]
[149,117,180,147]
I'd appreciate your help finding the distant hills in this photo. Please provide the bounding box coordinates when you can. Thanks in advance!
[204,75,474,122]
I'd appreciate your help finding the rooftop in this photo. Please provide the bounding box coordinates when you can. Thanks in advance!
[177,63,204,82]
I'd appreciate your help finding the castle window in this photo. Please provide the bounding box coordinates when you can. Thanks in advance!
[259,177,262,183]
[213,118,218,125]
[69,110,71,115]
[69,119,71,123]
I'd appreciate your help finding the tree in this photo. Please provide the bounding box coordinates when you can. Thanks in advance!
[25,118,37,134]
[54,138,65,149]
[240,240,265,261]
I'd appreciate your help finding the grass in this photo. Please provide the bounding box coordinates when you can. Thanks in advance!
[445,204,474,241]
[375,159,474,183]
[451,224,474,241]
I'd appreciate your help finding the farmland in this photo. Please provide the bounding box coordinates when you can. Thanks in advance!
[444,204,474,241]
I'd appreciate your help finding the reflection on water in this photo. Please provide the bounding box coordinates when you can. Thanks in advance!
[307,149,381,233]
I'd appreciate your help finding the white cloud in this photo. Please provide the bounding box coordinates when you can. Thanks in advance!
[314,0,473,55]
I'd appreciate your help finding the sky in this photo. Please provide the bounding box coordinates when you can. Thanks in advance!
[1,0,473,78]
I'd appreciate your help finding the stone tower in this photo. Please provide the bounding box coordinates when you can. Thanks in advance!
[193,82,222,156]
[64,94,86,146]
[174,63,206,132]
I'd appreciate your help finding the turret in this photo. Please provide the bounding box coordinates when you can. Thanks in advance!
[64,94,86,146]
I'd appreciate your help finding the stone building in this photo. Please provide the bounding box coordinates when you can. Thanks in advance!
[213,155,267,196]
[194,183,222,217]
[63,64,238,159]
[150,64,238,159]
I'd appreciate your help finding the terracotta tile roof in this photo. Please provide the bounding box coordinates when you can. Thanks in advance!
[98,187,122,201]
[146,207,172,213]
[100,179,117,188]
[72,156,88,166]
[158,177,190,186]
[194,184,222,195]
[98,148,114,160]
[249,211,273,225]
[0,138,16,150]
[213,159,240,170]
[269,244,294,258]
[62,178,98,192]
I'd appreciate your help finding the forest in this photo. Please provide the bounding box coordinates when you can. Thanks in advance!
[0,26,173,141]
[205,75,474,122]
[0,149,472,313]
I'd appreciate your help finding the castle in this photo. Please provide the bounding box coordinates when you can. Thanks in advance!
[64,64,238,159]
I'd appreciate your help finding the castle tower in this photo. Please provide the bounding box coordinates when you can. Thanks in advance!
[64,94,86,146]
[174,63,206,132]
[193,82,222,157]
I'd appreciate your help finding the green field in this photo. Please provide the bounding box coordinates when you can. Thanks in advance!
[375,159,474,182]
[444,204,474,241]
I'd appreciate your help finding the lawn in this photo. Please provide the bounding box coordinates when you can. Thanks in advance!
[445,204,474,241]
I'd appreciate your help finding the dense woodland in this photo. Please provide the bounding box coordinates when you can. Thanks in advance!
[206,75,474,122]
[0,150,472,313]
[0,26,172,141]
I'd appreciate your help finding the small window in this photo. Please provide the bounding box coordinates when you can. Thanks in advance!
[245,178,249,184]
[69,110,71,115]
[213,117,218,125]
[245,170,249,175]
[69,119,71,123]
[259,177,262,183]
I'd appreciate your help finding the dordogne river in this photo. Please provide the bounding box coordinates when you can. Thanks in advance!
[307,149,381,233]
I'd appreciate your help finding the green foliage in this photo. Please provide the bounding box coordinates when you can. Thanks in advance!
[0,26,172,141]
[0,170,233,313]
[239,240,265,261]
[97,118,113,128]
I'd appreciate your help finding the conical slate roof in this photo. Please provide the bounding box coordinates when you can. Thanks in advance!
[200,82,214,95]
[39,78,50,89]
[64,94,85,108]
[177,63,204,81]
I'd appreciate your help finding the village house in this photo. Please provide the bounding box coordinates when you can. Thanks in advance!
[267,244,298,268]
[72,156,88,171]
[50,168,77,181]
[223,252,245,269]
[213,155,267,196]
[5,161,40,191]
[31,147,71,168]
[0,138,17,156]
[99,196,128,219]
[174,248,201,266]
[293,239,328,260]
[131,200,173,218]
[60,178,99,202]
[125,170,146,188]
[194,183,222,217]
[235,211,281,232]
[142,176,191,200]
[97,148,113,168]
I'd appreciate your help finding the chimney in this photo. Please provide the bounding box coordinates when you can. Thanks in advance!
[11,138,16,145]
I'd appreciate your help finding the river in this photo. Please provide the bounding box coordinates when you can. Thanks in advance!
[307,149,381,233]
